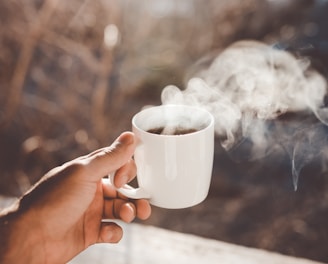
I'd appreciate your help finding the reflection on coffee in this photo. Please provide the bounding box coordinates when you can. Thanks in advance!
[147,126,198,135]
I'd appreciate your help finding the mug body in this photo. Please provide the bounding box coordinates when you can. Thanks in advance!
[132,104,214,209]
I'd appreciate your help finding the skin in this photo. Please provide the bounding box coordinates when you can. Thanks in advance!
[0,132,151,264]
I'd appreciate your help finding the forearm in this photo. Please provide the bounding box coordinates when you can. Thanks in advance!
[0,203,45,264]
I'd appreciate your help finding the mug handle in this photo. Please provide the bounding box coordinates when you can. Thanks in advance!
[109,173,151,199]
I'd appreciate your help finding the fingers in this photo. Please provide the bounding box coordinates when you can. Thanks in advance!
[112,159,137,188]
[80,132,136,182]
[102,178,117,198]
[96,200,151,245]
[101,178,152,222]
[102,178,134,199]
[118,202,136,223]
[96,201,151,244]
[103,199,135,223]
[134,199,152,220]
[103,198,151,223]
[97,222,123,243]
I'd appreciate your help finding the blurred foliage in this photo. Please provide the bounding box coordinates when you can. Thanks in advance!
[1,0,307,195]
[0,0,315,194]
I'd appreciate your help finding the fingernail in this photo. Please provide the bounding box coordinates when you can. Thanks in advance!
[125,203,136,223]
[105,224,123,243]
[120,203,136,223]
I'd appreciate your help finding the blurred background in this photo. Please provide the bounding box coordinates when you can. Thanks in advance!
[1,0,328,262]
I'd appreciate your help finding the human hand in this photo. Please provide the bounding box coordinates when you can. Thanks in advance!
[0,132,151,264]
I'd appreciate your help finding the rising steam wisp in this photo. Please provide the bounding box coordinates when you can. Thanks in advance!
[161,40,328,190]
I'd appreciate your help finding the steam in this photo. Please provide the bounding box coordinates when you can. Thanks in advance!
[161,40,328,190]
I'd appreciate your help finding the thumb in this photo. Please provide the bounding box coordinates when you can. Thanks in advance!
[83,132,136,182]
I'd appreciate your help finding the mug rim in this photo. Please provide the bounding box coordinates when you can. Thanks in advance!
[132,104,214,137]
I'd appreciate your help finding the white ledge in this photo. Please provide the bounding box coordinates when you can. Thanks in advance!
[69,222,323,264]
[0,196,323,264]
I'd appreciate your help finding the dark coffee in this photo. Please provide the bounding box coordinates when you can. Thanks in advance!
[147,126,198,135]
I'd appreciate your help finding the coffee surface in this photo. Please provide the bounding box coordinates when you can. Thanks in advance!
[147,126,198,135]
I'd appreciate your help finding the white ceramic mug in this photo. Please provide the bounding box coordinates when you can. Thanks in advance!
[114,104,214,209]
